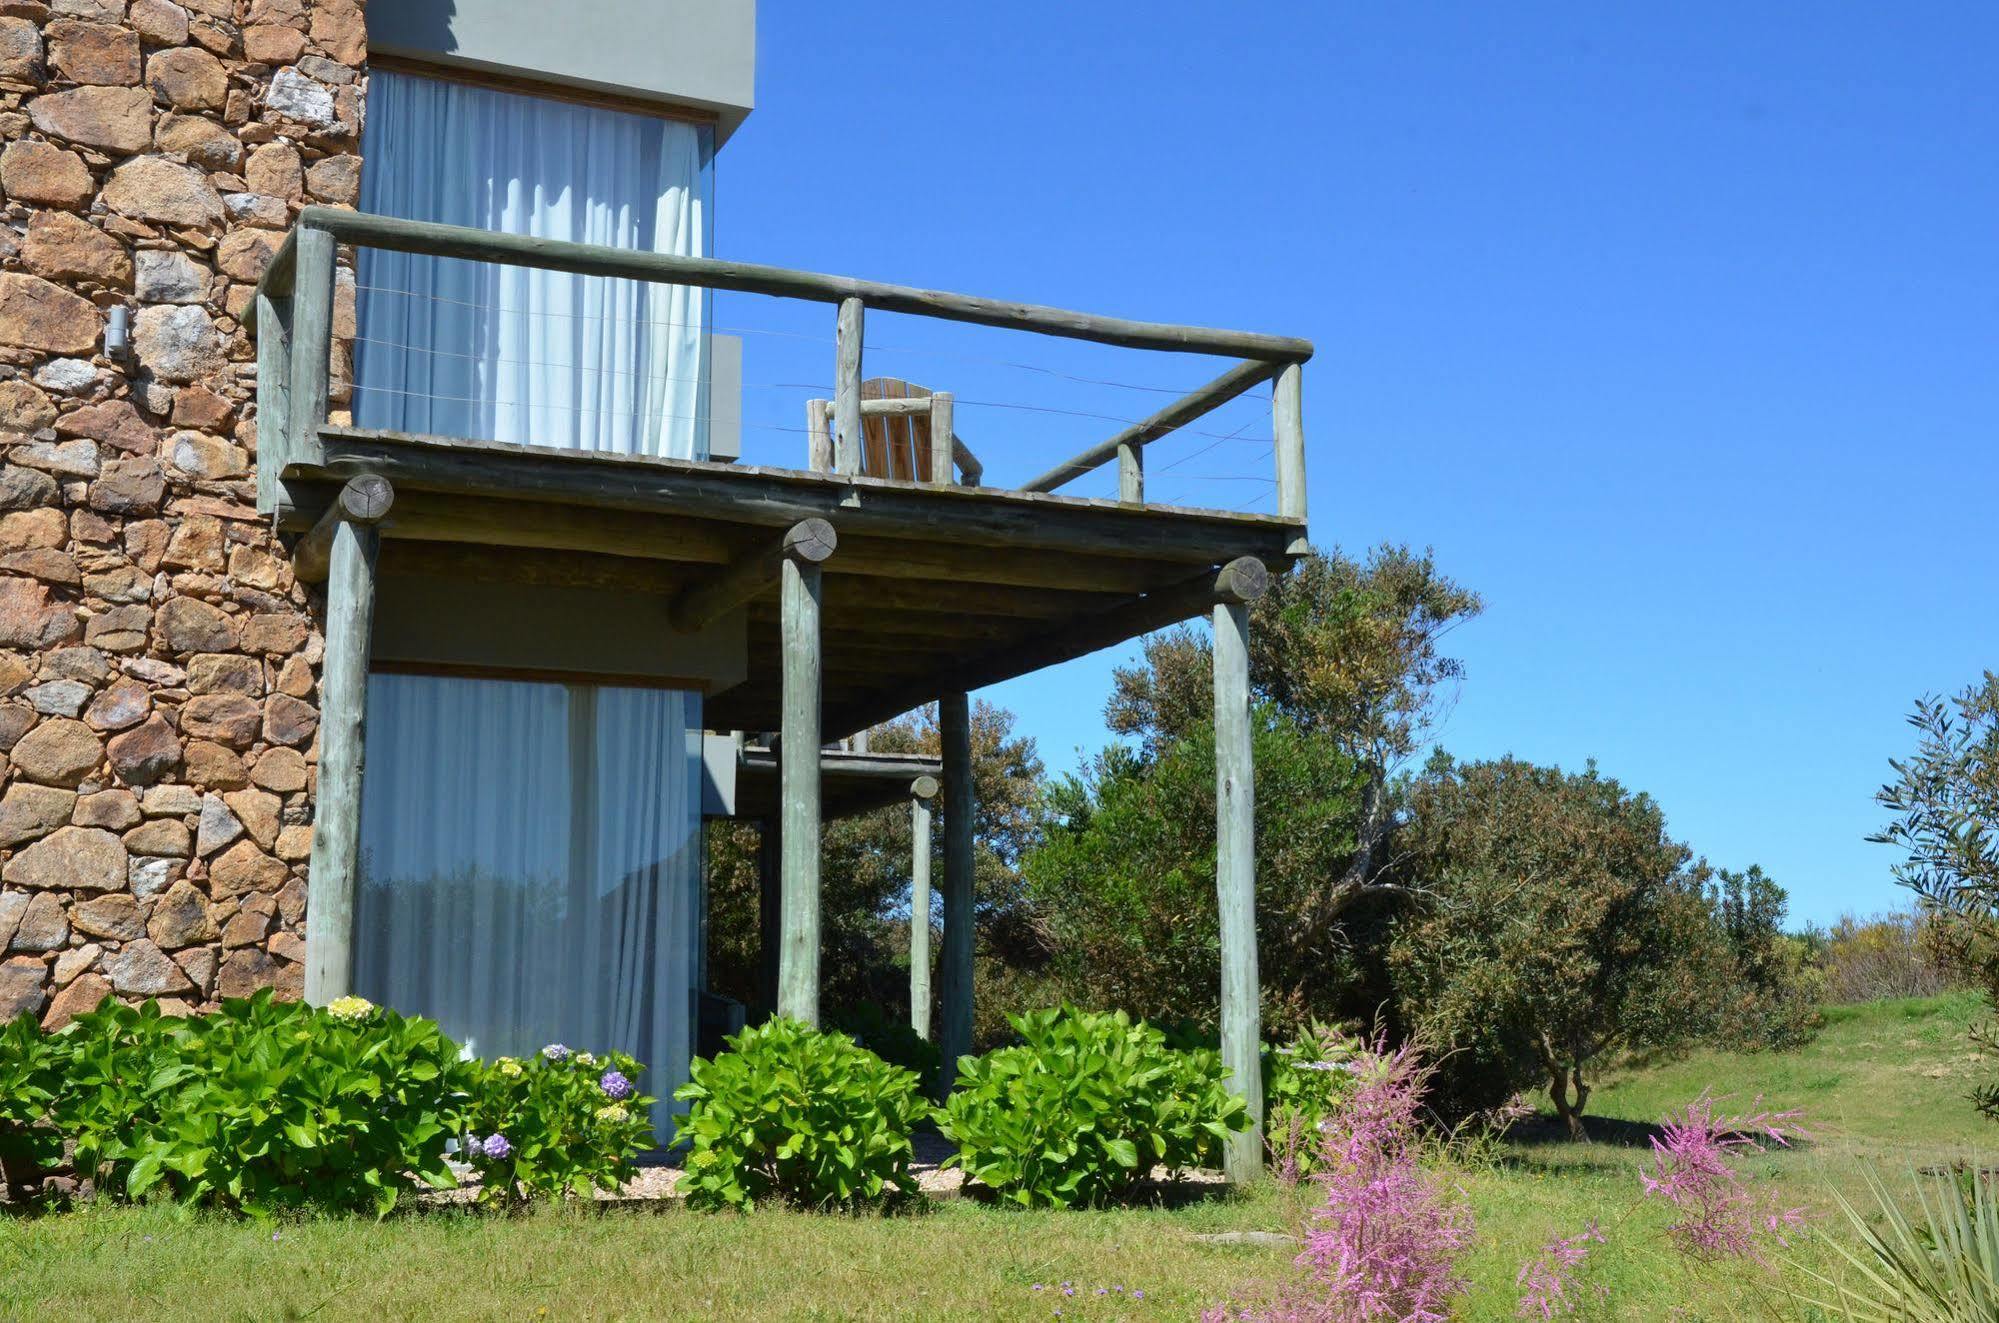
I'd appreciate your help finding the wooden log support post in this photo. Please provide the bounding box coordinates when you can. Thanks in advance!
[908,774,940,1043]
[776,534,828,1025]
[1273,362,1307,552]
[938,693,975,1084]
[1213,576,1266,1184]
[302,476,395,1005]
[928,393,954,486]
[669,518,837,633]
[834,297,864,475]
[294,475,394,584]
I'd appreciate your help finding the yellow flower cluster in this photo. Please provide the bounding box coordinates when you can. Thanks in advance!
[497,1057,524,1078]
[594,1104,629,1125]
[325,995,375,1022]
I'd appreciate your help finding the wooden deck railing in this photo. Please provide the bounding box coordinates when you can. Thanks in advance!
[248,207,1312,533]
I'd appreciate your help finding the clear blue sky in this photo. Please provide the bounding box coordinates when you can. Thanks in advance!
[716,3,1998,927]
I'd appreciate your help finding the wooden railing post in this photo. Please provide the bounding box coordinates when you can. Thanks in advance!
[1117,441,1143,503]
[1273,362,1306,551]
[287,224,336,470]
[834,297,864,475]
[928,392,954,485]
[806,399,832,472]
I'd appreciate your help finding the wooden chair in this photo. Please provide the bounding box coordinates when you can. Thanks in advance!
[806,378,982,485]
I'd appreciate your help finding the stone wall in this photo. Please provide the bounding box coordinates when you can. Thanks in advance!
[0,0,365,1027]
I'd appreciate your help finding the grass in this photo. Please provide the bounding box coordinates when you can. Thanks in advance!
[0,993,1988,1322]
[1452,990,1994,1321]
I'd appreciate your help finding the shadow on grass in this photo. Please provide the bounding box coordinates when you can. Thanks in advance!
[953,1178,1243,1213]
[1505,1114,1667,1150]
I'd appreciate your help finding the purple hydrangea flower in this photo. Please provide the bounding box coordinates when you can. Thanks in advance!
[599,1068,633,1101]
[541,1043,570,1063]
[482,1132,512,1160]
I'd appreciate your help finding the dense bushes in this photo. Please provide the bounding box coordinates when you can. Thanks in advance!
[1263,1021,1360,1179]
[673,1017,928,1211]
[58,993,471,1215]
[0,992,656,1215]
[936,1006,1248,1207]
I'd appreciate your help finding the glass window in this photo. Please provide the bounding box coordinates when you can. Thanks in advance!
[353,69,714,459]
[352,673,704,1134]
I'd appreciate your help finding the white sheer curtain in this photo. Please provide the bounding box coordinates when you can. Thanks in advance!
[353,69,712,459]
[352,674,703,1136]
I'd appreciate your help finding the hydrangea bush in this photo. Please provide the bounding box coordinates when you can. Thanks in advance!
[460,1045,656,1207]
[1264,1020,1362,1182]
[674,1017,928,1211]
[59,992,474,1216]
[937,1006,1249,1208]
[0,1013,65,1197]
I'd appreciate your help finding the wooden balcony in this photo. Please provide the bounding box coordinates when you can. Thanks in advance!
[249,208,1312,1180]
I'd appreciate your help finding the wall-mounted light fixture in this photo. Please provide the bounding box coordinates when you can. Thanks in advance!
[104,304,138,370]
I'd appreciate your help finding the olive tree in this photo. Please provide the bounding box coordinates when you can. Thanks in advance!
[1385,755,1727,1134]
[1873,672,1999,1118]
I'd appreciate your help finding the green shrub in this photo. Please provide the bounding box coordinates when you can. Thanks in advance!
[57,992,473,1216]
[828,1001,942,1092]
[459,1044,656,1206]
[935,1006,1249,1208]
[0,1013,66,1194]
[674,1018,927,1211]
[1264,1020,1361,1179]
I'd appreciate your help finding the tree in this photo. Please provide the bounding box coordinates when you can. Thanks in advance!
[704,701,1049,1039]
[1104,544,1484,932]
[1384,755,1725,1135]
[1872,672,1999,1118]
[1024,711,1363,1034]
[1703,865,1823,1051]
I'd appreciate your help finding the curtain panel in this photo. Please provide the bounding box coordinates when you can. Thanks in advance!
[352,674,704,1136]
[353,69,713,459]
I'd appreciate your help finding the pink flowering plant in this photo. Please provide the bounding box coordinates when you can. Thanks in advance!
[460,1044,655,1207]
[1637,1089,1808,1262]
[1514,1222,1605,1318]
[1208,1037,1475,1323]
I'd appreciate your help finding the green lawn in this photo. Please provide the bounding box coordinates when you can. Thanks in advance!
[1,994,1988,1322]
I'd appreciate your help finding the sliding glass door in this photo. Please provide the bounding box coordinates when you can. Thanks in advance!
[353,69,714,459]
[352,673,702,1135]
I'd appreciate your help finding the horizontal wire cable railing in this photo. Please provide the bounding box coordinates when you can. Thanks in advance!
[262,207,1310,524]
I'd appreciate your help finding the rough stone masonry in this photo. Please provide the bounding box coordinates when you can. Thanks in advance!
[0,0,367,1027]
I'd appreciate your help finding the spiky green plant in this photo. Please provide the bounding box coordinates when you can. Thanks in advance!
[1799,1166,1999,1321]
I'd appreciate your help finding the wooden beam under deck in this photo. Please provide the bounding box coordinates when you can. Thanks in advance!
[297,427,1298,567]
[284,429,1301,739]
